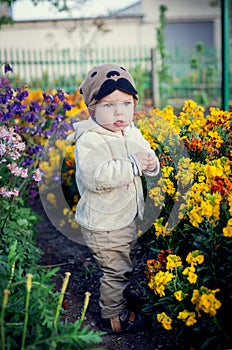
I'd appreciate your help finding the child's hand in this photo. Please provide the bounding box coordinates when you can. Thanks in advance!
[135,152,157,171]
[146,153,158,171]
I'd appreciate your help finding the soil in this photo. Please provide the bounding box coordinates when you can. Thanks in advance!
[33,200,186,350]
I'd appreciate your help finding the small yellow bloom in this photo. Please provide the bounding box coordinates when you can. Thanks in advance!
[157,312,172,330]
[46,193,57,208]
[223,218,232,237]
[166,254,183,270]
[63,208,70,216]
[186,250,204,266]
[26,274,33,292]
[187,271,198,284]
[191,286,221,317]
[174,290,185,301]
[177,310,197,326]
[61,272,71,293]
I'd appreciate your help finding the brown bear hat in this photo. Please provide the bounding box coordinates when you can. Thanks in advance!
[80,63,138,109]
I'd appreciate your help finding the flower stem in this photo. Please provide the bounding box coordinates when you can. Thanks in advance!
[7,262,15,289]
[79,292,91,325]
[1,289,10,350]
[53,272,71,333]
[21,274,33,350]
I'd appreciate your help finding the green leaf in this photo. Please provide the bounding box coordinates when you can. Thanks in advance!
[8,240,18,265]
[17,218,29,227]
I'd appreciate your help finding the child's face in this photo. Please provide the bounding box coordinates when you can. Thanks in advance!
[92,90,135,133]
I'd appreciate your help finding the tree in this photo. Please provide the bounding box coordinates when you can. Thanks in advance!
[0,0,87,27]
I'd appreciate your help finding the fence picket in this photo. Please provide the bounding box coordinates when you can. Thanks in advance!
[0,46,230,108]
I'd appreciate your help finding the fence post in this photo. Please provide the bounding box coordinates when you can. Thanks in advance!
[151,48,160,107]
[221,0,230,110]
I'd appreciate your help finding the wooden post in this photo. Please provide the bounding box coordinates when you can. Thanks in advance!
[151,47,160,107]
[221,0,230,110]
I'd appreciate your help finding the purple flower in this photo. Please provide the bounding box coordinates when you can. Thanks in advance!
[0,111,14,122]
[17,90,29,101]
[24,111,39,123]
[8,101,26,114]
[0,77,12,87]
[45,103,57,115]
[43,92,54,102]
[54,114,65,122]
[27,144,43,156]
[56,89,66,102]
[30,101,42,113]
[4,63,13,74]
[64,102,72,111]
[21,158,34,166]
[0,87,13,104]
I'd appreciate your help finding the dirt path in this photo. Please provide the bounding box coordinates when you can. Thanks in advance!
[34,200,185,350]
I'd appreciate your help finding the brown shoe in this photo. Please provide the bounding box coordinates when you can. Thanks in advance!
[101,309,146,335]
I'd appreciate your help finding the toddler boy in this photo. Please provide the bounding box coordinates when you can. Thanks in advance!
[72,63,160,334]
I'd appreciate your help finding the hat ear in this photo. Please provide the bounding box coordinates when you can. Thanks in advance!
[117,78,138,96]
[94,79,117,100]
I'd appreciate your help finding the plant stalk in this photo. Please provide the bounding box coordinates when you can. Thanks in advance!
[1,289,10,350]
[79,292,91,325]
[53,272,71,333]
[21,274,33,350]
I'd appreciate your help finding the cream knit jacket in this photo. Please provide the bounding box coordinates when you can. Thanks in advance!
[71,118,160,231]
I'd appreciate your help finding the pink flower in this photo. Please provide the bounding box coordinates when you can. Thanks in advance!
[14,141,26,152]
[32,169,42,182]
[7,163,28,178]
[20,168,28,178]
[12,189,19,197]
[0,187,19,197]
[0,143,6,157]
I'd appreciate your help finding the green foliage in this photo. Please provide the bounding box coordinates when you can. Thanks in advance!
[0,67,103,349]
[130,65,152,104]
[0,194,104,349]
[0,0,88,28]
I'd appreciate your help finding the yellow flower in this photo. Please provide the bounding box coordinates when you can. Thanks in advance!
[175,157,194,187]
[46,193,57,207]
[186,251,204,266]
[187,271,198,284]
[148,271,174,297]
[166,254,183,270]
[183,266,198,284]
[63,208,69,216]
[157,312,173,330]
[174,290,186,301]
[153,219,172,237]
[177,310,197,326]
[223,218,232,237]
[162,166,174,178]
[149,186,165,208]
[191,286,221,317]
[162,178,176,196]
[188,207,203,227]
[26,274,33,292]
[59,219,65,227]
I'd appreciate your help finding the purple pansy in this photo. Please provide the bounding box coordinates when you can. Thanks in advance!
[4,63,13,74]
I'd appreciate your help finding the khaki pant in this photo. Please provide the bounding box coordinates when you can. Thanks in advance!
[81,220,138,319]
